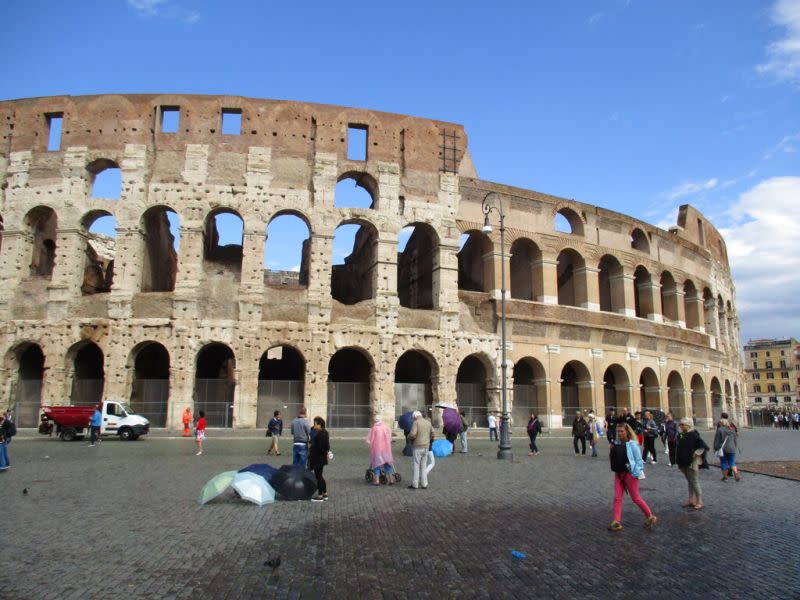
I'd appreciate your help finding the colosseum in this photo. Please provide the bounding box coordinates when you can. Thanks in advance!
[0,94,746,432]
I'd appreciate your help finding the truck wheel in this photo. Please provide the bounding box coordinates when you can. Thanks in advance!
[119,428,134,441]
[61,428,77,442]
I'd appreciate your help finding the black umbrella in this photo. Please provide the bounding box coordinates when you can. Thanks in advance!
[271,465,317,501]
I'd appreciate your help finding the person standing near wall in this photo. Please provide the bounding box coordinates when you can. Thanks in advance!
[408,410,433,490]
[487,413,498,441]
[572,411,587,455]
[267,410,283,456]
[291,407,311,467]
[664,412,678,467]
[642,411,658,464]
[195,410,206,456]
[88,405,102,447]
[458,411,469,454]
[527,412,541,456]
[309,416,330,502]
[676,418,708,509]
[182,407,192,437]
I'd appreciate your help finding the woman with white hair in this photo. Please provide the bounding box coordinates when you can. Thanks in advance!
[675,418,709,509]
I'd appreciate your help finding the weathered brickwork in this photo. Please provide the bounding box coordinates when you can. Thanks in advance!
[0,95,744,430]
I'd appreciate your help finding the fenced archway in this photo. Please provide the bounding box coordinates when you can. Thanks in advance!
[129,342,170,427]
[394,350,436,421]
[7,343,45,427]
[667,371,686,418]
[456,354,490,428]
[561,361,592,421]
[194,343,235,428]
[327,348,372,427]
[257,345,305,429]
[69,342,104,406]
[512,357,546,426]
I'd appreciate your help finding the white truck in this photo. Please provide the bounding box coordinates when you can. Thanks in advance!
[41,400,151,441]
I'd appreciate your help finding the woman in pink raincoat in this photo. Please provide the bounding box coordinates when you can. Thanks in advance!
[367,416,396,485]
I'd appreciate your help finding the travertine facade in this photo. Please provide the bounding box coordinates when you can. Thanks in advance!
[0,94,745,430]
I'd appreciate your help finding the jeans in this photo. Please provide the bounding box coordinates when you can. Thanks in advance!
[588,437,597,457]
[458,431,468,453]
[292,443,308,466]
[373,463,395,477]
[528,432,538,453]
[643,437,657,462]
[573,436,586,454]
[720,452,737,470]
[0,440,8,469]
[613,473,652,522]
[412,447,429,488]
[489,427,498,441]
[90,426,100,445]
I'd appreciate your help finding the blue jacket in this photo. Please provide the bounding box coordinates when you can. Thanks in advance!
[90,409,102,427]
[625,440,644,477]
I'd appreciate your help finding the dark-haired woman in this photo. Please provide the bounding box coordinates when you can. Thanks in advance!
[527,413,541,456]
[309,416,330,502]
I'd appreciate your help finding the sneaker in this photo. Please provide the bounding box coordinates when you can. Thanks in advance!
[311,495,325,502]
[607,521,624,532]
[407,485,418,490]
[322,495,329,501]
[196,451,202,456]
[734,472,741,482]
[644,516,658,529]
[89,444,95,447]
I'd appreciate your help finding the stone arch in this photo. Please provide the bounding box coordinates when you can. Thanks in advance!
[603,363,631,411]
[129,341,170,427]
[702,287,715,335]
[598,254,624,313]
[264,210,311,287]
[203,208,244,276]
[630,228,650,253]
[328,347,374,427]
[457,229,492,292]
[710,376,723,423]
[724,379,733,416]
[257,345,306,428]
[331,218,378,304]
[633,265,653,318]
[512,357,546,425]
[395,349,438,418]
[717,294,727,344]
[335,171,377,209]
[398,222,439,309]
[557,248,586,307]
[456,353,494,427]
[67,341,105,406]
[554,207,584,236]
[25,206,57,278]
[194,342,236,428]
[683,279,701,329]
[87,157,122,199]
[5,342,45,427]
[510,237,543,301]
[690,373,707,424]
[660,271,679,324]
[141,205,179,292]
[639,367,661,411]
[667,371,686,418]
[561,360,593,419]
[81,210,116,295]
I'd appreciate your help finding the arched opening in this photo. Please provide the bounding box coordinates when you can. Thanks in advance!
[130,342,170,427]
[395,350,436,418]
[194,343,235,428]
[691,374,707,424]
[456,354,489,428]
[87,158,122,199]
[257,345,306,428]
[702,287,715,336]
[555,208,583,236]
[710,377,723,424]
[684,280,700,329]
[561,360,592,420]
[667,371,686,418]
[639,367,661,412]
[724,380,733,417]
[141,206,179,292]
[8,343,45,427]
[603,364,631,411]
[633,265,652,318]
[457,230,492,292]
[717,295,727,344]
[327,347,372,427]
[660,271,679,324]
[331,220,378,304]
[69,342,104,406]
[557,248,586,307]
[81,211,116,295]
[203,209,243,278]
[26,206,57,278]
[630,228,650,253]
[598,254,624,313]
[512,357,546,425]
[510,238,542,301]
[334,173,376,209]
[264,213,310,287]
[726,301,734,346]
[398,223,438,309]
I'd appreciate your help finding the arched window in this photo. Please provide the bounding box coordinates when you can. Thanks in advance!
[331,220,378,304]
[398,223,439,309]
[598,255,624,313]
[510,238,542,301]
[660,271,679,324]
[554,208,584,236]
[81,211,116,295]
[87,158,122,199]
[557,249,586,307]
[334,173,376,209]
[457,231,492,292]
[264,213,310,287]
[26,206,57,278]
[630,228,649,253]
[141,206,180,292]
[204,209,244,276]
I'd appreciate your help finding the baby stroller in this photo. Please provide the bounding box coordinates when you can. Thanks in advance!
[364,465,402,485]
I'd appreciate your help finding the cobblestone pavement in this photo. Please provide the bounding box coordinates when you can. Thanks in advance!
[2,429,800,599]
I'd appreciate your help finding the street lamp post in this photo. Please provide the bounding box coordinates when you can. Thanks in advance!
[482,192,513,460]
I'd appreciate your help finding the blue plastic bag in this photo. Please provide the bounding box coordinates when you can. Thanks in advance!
[431,439,453,457]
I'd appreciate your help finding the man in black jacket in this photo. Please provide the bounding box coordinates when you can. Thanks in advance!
[606,409,617,444]
[572,411,588,455]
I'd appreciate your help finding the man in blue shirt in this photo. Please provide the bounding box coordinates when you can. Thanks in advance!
[89,405,102,447]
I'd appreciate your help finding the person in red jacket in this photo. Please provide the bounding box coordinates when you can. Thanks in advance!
[195,411,206,456]
[182,407,192,437]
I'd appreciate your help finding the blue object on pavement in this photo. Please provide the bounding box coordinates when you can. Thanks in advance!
[239,463,279,485]
[431,439,453,457]
[511,550,526,559]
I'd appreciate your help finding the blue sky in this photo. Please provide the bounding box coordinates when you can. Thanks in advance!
[1,0,798,344]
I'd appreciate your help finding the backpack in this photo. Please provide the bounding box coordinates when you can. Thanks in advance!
[5,420,16,438]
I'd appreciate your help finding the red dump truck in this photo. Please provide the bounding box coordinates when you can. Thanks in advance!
[40,400,150,441]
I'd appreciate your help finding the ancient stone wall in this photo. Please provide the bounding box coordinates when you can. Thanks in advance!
[0,95,745,430]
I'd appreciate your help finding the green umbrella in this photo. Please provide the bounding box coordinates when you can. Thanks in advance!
[198,470,238,505]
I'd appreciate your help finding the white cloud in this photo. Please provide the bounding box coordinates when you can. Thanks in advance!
[664,178,718,201]
[127,0,167,16]
[718,176,800,342]
[126,0,200,24]
[757,0,800,83]
[587,12,604,26]
[763,131,800,159]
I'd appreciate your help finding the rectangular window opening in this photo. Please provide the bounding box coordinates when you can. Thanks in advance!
[221,108,242,135]
[46,113,63,151]
[347,124,368,161]
[160,106,180,133]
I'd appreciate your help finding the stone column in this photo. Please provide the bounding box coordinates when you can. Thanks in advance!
[48,228,85,320]
[306,233,334,326]
[616,272,637,317]
[665,288,686,327]
[238,224,266,321]
[537,255,559,304]
[173,222,204,320]
[685,293,704,332]
[576,266,600,311]
[235,364,259,429]
[375,234,400,330]
[638,280,663,322]
[704,299,719,348]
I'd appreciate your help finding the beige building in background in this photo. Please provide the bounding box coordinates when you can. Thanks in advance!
[0,94,745,432]
[744,338,799,408]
